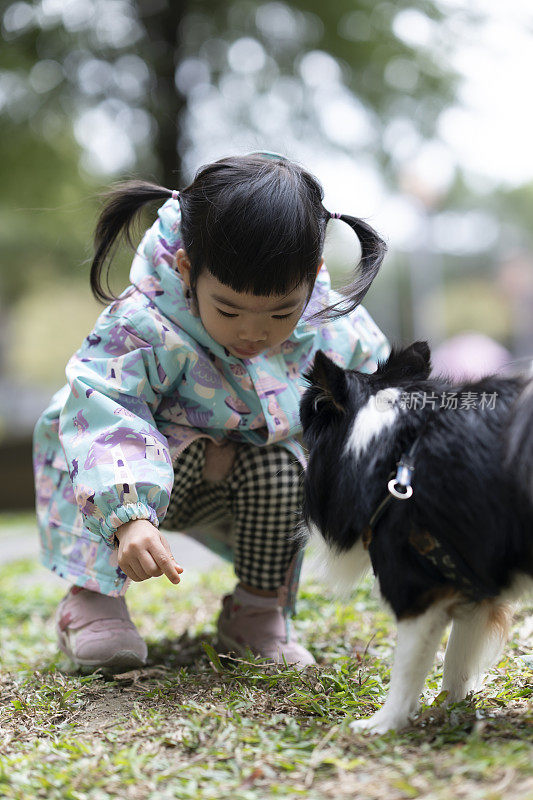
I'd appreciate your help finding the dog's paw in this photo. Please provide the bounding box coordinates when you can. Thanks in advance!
[349,717,382,734]
[441,683,480,706]
[349,711,407,735]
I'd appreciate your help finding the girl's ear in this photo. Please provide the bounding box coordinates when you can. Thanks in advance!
[306,350,348,413]
[176,248,192,287]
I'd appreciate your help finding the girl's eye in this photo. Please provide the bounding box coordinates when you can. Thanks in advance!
[216,308,296,320]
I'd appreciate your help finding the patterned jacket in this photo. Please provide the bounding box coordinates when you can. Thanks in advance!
[33,198,390,552]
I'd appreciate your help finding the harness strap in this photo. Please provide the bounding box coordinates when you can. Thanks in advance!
[362,427,499,600]
[408,528,499,600]
[363,471,395,550]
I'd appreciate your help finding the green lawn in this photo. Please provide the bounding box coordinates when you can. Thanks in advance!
[0,542,531,799]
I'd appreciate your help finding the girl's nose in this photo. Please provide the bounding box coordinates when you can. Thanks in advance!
[238,324,267,343]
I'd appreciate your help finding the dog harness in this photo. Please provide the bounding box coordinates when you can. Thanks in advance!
[362,430,500,601]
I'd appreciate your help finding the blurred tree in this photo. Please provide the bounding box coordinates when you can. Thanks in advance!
[1,0,463,191]
[0,0,470,381]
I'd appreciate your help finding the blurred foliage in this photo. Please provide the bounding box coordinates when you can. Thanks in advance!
[0,0,530,395]
[6,282,103,388]
[0,122,98,304]
[423,278,512,345]
[0,0,463,187]
[175,0,461,178]
[0,0,465,390]
[439,169,533,253]
[494,183,533,250]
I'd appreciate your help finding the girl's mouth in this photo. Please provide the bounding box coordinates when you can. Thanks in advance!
[233,346,262,358]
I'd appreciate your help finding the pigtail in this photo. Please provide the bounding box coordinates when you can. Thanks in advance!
[315,213,387,320]
[90,180,175,304]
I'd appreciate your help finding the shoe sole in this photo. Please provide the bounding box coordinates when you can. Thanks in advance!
[216,630,315,669]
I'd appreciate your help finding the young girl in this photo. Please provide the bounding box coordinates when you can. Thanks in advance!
[33,152,390,672]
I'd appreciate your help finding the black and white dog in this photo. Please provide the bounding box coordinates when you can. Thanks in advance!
[300,342,532,733]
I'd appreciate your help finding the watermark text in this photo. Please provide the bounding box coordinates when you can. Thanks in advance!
[375,389,498,412]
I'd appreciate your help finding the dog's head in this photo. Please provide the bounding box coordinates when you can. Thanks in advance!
[299,342,431,554]
[300,341,431,446]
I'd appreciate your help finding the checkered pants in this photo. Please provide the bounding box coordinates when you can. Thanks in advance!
[160,439,303,591]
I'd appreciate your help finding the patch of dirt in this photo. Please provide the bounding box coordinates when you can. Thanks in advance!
[77,689,139,735]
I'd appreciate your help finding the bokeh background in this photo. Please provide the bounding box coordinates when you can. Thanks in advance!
[1,0,533,509]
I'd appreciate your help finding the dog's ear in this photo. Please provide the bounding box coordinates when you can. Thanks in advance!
[306,350,348,413]
[379,341,431,380]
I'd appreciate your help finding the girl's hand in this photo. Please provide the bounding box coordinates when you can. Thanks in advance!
[115,519,183,584]
[203,439,237,482]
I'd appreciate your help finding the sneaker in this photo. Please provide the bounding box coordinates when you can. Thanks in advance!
[216,588,315,668]
[56,586,147,672]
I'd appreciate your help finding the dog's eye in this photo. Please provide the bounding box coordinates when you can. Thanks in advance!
[313,395,328,412]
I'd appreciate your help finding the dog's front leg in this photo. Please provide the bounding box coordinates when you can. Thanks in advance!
[351,602,450,734]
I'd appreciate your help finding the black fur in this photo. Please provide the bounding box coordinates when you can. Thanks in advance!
[300,342,533,620]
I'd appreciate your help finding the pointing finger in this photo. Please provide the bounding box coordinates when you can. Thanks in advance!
[149,542,182,584]
[159,535,184,573]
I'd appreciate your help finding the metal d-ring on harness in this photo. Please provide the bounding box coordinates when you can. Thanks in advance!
[363,437,420,542]
[387,441,417,500]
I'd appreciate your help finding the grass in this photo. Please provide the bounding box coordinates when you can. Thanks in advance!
[0,521,531,799]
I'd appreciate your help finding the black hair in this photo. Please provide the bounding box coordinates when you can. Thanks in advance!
[90,154,387,319]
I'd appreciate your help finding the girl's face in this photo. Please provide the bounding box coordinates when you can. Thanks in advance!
[176,249,316,359]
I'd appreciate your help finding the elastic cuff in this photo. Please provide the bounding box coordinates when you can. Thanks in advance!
[100,503,160,547]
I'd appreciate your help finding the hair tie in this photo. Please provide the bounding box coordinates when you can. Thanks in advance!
[171,189,179,200]
[250,150,289,162]
[329,211,342,219]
